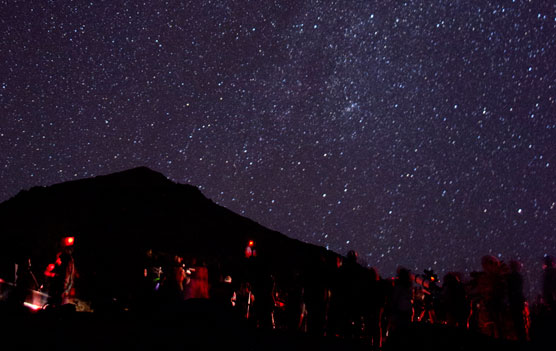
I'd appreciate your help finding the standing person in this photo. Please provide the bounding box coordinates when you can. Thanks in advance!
[186,260,209,299]
[542,255,556,311]
[336,250,366,339]
[160,255,186,303]
[243,254,274,329]
[253,270,275,329]
[304,254,329,337]
[11,256,40,308]
[387,267,413,336]
[139,249,162,310]
[476,255,506,338]
[282,271,304,332]
[235,281,255,322]
[507,260,528,341]
[440,272,469,328]
[327,255,344,337]
[210,275,236,308]
[363,267,385,350]
[47,246,75,308]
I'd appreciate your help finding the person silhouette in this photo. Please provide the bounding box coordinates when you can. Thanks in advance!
[543,255,556,310]
[507,260,527,341]
[387,267,413,336]
[47,246,75,308]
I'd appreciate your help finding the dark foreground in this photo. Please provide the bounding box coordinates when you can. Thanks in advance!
[0,300,543,351]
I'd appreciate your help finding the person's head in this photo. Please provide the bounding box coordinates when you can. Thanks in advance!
[543,255,555,269]
[443,272,459,286]
[509,260,522,273]
[346,250,358,264]
[396,266,412,284]
[369,267,379,281]
[481,255,499,273]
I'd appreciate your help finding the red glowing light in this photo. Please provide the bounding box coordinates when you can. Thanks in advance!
[63,237,75,246]
[44,263,56,277]
[248,240,254,247]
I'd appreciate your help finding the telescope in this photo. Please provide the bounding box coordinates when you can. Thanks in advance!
[413,269,439,293]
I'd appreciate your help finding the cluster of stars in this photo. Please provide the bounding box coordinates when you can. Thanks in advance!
[1,1,555,297]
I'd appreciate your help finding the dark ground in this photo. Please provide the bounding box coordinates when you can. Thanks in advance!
[0,300,545,351]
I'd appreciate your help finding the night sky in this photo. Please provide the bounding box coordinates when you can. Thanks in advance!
[1,1,555,297]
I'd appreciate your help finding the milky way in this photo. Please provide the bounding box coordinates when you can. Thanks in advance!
[1,1,555,297]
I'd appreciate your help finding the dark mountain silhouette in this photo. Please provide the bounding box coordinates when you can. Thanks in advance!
[0,166,339,307]
[0,168,537,351]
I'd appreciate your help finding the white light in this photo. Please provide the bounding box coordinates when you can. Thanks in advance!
[23,302,42,311]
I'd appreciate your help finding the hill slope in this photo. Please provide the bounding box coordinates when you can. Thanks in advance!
[0,167,338,305]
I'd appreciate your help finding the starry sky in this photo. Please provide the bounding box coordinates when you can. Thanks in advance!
[1,1,555,297]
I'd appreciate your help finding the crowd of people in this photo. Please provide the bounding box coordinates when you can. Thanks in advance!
[5,239,556,349]
[137,249,556,349]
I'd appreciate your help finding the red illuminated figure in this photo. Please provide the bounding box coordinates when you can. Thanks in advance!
[45,239,76,307]
[245,240,256,258]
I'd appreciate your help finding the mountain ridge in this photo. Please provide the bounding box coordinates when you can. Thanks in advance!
[0,166,339,308]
